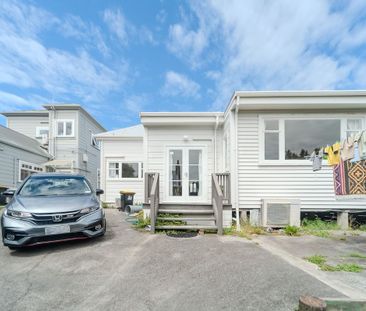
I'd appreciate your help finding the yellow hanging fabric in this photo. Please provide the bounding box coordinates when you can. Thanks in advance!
[324,142,341,166]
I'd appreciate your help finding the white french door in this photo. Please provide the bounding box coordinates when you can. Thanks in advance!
[166,147,207,202]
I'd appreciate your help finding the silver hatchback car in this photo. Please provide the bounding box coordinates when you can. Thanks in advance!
[1,173,106,249]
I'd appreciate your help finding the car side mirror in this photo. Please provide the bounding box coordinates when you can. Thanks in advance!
[96,189,104,196]
[3,189,15,197]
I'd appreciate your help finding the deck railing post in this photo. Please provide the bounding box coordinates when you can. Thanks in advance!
[149,173,159,234]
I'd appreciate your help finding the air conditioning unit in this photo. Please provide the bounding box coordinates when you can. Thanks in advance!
[82,153,88,163]
[261,199,300,228]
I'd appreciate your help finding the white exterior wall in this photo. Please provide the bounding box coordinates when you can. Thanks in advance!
[237,111,366,211]
[7,115,49,142]
[0,143,48,188]
[100,139,144,204]
[145,125,218,203]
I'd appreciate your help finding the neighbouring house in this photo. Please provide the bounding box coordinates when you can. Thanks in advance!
[0,125,51,189]
[1,104,105,188]
[97,90,366,233]
[94,125,144,205]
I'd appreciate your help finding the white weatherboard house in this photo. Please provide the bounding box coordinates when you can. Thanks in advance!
[98,90,366,234]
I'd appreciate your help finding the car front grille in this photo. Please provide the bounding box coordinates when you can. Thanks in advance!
[27,232,88,245]
[30,211,82,225]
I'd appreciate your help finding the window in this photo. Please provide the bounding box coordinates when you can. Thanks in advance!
[56,120,74,137]
[91,133,100,149]
[108,161,143,179]
[285,120,340,159]
[122,163,139,178]
[19,161,43,182]
[346,119,363,138]
[261,117,356,162]
[35,126,49,138]
[108,162,119,179]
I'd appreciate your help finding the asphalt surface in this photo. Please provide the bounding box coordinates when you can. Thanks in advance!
[0,209,341,311]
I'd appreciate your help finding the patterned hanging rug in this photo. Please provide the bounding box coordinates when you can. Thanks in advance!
[333,160,346,195]
[344,159,366,195]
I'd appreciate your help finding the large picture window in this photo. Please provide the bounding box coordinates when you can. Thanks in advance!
[108,161,143,179]
[261,117,362,162]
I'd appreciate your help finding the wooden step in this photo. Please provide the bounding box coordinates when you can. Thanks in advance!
[155,225,218,230]
[157,217,216,221]
[159,203,213,211]
[158,209,214,215]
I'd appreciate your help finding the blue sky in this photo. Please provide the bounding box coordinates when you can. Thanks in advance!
[1,0,366,130]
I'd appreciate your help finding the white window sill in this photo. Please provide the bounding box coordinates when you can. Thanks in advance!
[258,160,330,166]
[107,178,143,181]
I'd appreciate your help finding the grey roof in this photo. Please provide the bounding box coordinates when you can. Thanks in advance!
[0,125,51,158]
[95,124,144,138]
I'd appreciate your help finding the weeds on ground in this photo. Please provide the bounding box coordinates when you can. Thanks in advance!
[305,254,363,273]
[223,220,264,239]
[284,225,300,236]
[348,253,366,259]
[101,202,110,209]
[358,225,366,231]
[301,218,339,238]
[133,211,150,229]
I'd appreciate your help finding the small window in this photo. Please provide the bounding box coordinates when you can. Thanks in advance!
[56,120,74,137]
[108,163,119,179]
[91,133,100,149]
[36,126,49,138]
[346,119,363,138]
[122,163,139,178]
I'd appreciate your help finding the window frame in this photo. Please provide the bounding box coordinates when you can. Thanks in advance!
[107,160,143,180]
[90,132,100,150]
[55,119,75,137]
[18,160,44,182]
[259,114,365,165]
[35,126,49,138]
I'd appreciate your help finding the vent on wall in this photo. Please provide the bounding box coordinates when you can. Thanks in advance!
[262,199,300,228]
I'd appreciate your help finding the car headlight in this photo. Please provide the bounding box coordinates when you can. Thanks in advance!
[5,209,32,218]
[80,206,99,214]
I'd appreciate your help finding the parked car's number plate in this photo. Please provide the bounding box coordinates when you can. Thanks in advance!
[45,225,70,235]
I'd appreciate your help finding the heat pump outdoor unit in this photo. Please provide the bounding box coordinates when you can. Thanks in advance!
[261,199,301,228]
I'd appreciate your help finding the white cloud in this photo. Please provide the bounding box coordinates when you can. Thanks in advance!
[167,0,366,109]
[103,8,128,43]
[122,95,147,115]
[162,71,200,98]
[0,0,125,105]
[103,8,156,45]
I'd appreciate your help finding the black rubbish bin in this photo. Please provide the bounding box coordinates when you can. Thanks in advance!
[120,190,135,212]
[0,186,8,205]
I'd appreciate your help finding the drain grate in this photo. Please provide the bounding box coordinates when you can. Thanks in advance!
[166,231,198,238]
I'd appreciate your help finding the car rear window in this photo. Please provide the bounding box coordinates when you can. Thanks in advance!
[19,176,92,196]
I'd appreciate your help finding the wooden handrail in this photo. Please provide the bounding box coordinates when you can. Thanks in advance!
[149,173,159,233]
[212,174,223,235]
[215,173,231,204]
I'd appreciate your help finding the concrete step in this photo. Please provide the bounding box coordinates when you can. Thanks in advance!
[157,217,216,221]
[155,225,218,230]
[158,209,214,215]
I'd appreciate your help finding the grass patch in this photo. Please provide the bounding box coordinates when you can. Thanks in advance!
[305,254,327,266]
[348,253,366,259]
[301,218,339,238]
[284,225,300,236]
[305,254,363,273]
[358,225,366,231]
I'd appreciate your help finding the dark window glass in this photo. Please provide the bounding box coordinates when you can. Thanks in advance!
[285,120,340,159]
[122,163,138,178]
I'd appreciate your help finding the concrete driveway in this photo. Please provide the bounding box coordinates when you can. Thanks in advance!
[0,209,341,311]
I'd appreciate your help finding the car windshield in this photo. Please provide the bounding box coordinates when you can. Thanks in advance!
[19,176,92,196]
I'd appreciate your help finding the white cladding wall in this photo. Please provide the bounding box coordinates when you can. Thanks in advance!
[101,139,144,204]
[7,115,49,142]
[0,142,48,188]
[146,125,218,203]
[237,112,366,211]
